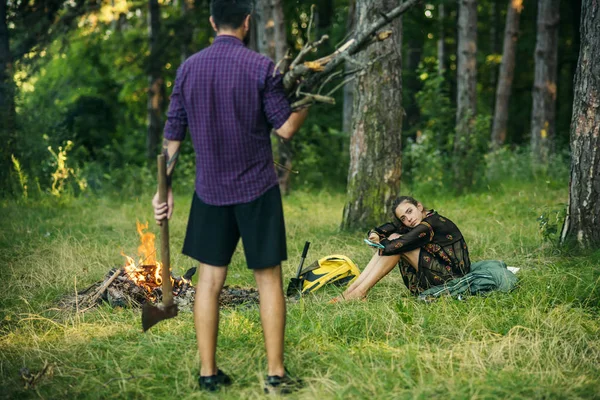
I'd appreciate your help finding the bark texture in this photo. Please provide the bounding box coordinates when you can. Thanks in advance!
[454,0,477,147]
[342,0,356,134]
[147,0,165,159]
[491,0,523,148]
[530,0,559,163]
[453,0,477,189]
[341,0,402,230]
[271,0,286,64]
[437,3,446,75]
[560,0,600,248]
[270,0,292,194]
[254,0,275,59]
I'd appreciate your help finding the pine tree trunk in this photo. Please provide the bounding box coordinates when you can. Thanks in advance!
[267,0,292,194]
[271,0,286,63]
[147,0,165,159]
[342,0,356,134]
[437,3,446,75]
[341,0,402,230]
[254,0,275,59]
[405,3,424,128]
[0,0,16,188]
[248,0,263,53]
[560,0,600,248]
[530,0,559,163]
[491,0,523,149]
[453,0,477,189]
[489,0,500,98]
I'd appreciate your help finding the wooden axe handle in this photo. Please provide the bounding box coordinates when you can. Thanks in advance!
[157,154,174,306]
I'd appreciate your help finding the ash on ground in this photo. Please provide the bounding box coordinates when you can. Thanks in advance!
[59,267,259,312]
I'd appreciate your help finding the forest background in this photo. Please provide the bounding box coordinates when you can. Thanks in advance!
[1,0,599,398]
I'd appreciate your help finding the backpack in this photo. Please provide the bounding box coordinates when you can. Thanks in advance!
[286,254,361,297]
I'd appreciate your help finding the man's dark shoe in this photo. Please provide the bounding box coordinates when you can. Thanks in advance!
[198,369,232,392]
[264,371,303,395]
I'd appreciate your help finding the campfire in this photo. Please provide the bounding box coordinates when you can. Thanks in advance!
[60,222,258,312]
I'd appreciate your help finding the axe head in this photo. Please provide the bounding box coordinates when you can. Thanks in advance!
[286,278,304,299]
[141,302,178,332]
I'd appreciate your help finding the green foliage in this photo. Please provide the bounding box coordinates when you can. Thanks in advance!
[538,204,567,244]
[403,68,454,194]
[47,140,87,197]
[290,125,349,191]
[451,112,492,192]
[404,67,491,195]
[10,154,28,200]
[485,146,570,188]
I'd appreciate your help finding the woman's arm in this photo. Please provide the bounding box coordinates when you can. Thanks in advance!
[379,222,434,255]
[368,222,401,241]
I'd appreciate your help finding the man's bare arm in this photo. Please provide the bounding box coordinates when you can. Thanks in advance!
[162,138,182,187]
[275,108,310,140]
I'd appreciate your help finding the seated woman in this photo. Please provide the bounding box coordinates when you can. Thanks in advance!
[336,196,471,301]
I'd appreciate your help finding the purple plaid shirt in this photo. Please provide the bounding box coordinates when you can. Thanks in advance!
[164,35,292,205]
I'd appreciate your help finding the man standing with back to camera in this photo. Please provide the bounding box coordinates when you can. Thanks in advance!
[152,0,309,394]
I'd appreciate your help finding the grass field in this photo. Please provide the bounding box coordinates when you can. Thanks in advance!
[1,181,599,399]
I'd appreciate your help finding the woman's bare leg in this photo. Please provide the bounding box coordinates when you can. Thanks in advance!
[401,248,420,270]
[342,250,381,295]
[337,252,401,301]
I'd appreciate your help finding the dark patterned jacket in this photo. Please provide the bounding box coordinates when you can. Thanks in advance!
[369,211,471,294]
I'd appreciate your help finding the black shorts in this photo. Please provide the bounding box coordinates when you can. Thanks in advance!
[182,185,287,269]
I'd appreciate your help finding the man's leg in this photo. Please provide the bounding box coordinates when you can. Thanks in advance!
[195,263,228,376]
[253,265,285,377]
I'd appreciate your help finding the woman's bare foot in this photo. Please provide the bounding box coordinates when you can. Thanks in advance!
[342,290,366,301]
[330,290,366,303]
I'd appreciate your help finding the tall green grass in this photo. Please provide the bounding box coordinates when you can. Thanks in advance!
[1,182,599,399]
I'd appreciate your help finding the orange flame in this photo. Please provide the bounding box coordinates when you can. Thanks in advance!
[121,222,191,299]
[136,221,156,266]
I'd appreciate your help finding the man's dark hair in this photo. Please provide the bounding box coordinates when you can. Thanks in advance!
[210,0,253,30]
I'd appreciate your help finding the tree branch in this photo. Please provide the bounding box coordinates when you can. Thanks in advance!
[300,0,420,92]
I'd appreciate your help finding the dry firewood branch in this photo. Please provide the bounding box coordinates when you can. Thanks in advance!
[313,50,393,97]
[84,268,122,307]
[297,0,420,93]
[291,93,336,110]
[289,34,330,71]
[274,49,293,76]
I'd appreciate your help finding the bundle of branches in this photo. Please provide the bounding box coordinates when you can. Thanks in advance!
[283,0,420,111]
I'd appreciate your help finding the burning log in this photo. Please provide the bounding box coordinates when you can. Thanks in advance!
[59,222,259,312]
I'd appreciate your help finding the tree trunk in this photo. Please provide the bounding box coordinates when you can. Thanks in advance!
[530,0,559,163]
[147,0,165,159]
[437,3,446,75]
[453,0,477,188]
[271,0,286,68]
[560,0,600,248]
[252,0,264,54]
[491,0,523,149]
[489,0,500,96]
[342,0,356,134]
[406,10,424,128]
[0,0,16,189]
[341,0,402,230]
[265,0,291,195]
